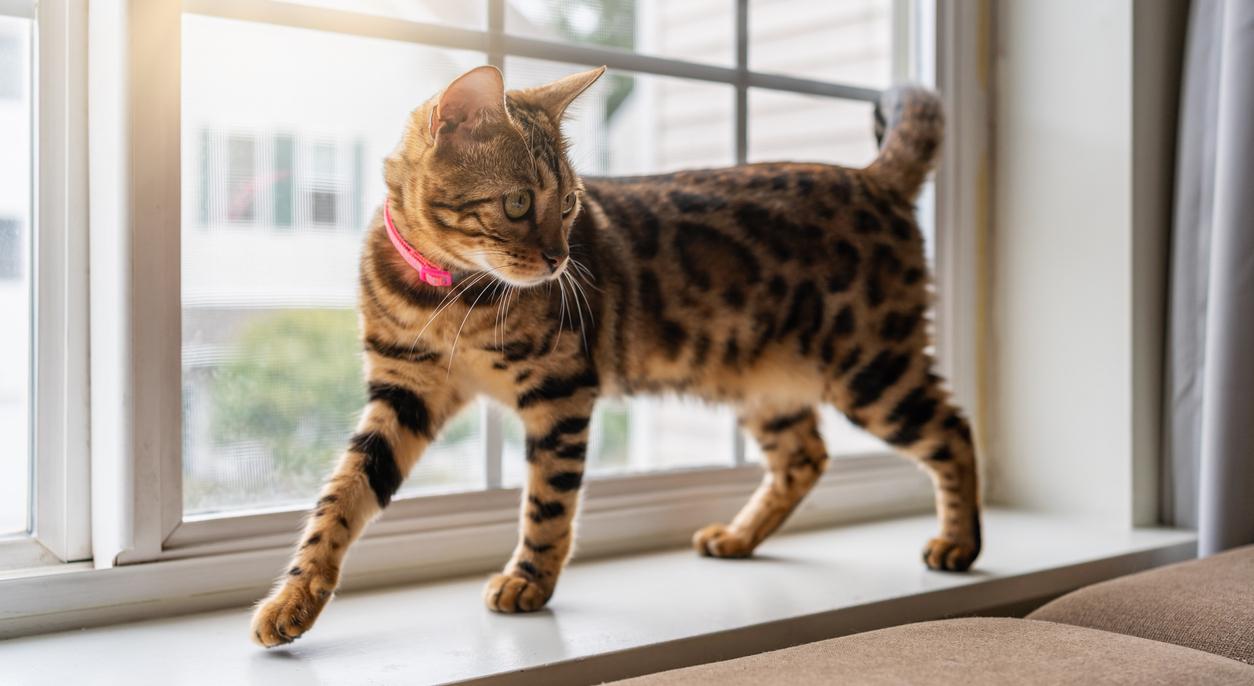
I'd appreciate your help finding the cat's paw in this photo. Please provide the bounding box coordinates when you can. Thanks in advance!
[692,523,755,558]
[483,573,551,613]
[250,564,339,647]
[922,537,979,572]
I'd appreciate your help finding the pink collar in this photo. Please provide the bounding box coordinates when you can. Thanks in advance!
[384,201,454,287]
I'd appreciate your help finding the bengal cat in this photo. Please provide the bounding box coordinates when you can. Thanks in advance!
[251,65,980,647]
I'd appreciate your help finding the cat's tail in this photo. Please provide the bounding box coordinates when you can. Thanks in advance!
[867,85,944,197]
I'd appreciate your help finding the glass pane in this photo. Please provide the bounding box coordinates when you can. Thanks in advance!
[397,403,484,498]
[607,398,735,474]
[181,15,488,515]
[276,0,487,28]
[508,0,734,66]
[502,397,733,486]
[506,57,735,175]
[749,0,894,89]
[747,89,877,167]
[0,16,31,535]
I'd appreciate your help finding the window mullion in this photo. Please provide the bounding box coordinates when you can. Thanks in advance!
[731,0,747,464]
[487,0,504,71]
[184,0,879,104]
[483,401,503,490]
[30,0,91,562]
[734,0,748,165]
[891,0,912,83]
[89,0,183,567]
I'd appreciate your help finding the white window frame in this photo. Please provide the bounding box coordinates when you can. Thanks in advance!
[2,0,991,634]
[142,0,946,564]
[0,0,91,570]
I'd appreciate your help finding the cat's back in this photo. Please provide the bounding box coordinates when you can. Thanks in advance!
[576,162,930,398]
[582,162,923,256]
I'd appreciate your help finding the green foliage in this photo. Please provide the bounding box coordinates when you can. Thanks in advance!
[209,309,365,483]
[594,404,630,468]
[552,0,637,122]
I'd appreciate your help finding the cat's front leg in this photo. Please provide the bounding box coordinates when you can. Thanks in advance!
[251,378,464,647]
[485,383,597,613]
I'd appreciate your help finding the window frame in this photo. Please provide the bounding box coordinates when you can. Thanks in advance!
[0,0,91,569]
[95,0,960,568]
[0,0,986,599]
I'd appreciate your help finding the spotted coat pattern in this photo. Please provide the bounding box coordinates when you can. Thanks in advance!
[250,70,979,647]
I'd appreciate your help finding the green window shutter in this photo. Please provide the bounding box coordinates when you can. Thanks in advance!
[352,139,365,231]
[273,134,295,228]
[198,129,211,226]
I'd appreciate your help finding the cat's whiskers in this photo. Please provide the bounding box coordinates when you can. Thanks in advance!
[563,271,590,354]
[570,257,602,292]
[566,264,594,326]
[490,281,504,349]
[446,266,506,377]
[502,284,519,348]
[487,280,505,350]
[493,282,514,351]
[568,268,595,330]
[410,268,495,353]
[405,274,479,355]
[503,286,519,347]
[552,276,570,353]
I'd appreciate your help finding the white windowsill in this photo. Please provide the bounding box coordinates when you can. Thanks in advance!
[0,509,1196,686]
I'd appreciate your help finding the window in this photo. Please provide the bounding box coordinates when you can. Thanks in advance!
[0,0,91,572]
[225,134,257,222]
[749,0,894,88]
[175,0,919,522]
[0,12,32,538]
[3,0,962,615]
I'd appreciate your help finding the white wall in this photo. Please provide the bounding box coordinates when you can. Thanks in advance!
[986,0,1185,527]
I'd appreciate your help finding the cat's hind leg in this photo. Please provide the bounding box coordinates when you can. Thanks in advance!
[693,405,829,558]
[829,353,981,572]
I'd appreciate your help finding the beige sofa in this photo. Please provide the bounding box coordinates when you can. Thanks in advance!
[615,545,1254,685]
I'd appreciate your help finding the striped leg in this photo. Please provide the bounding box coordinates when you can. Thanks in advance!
[251,379,462,647]
[838,354,981,571]
[693,406,829,558]
[485,400,595,613]
[910,403,981,571]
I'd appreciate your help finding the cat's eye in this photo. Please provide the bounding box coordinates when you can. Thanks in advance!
[561,191,577,216]
[503,190,531,219]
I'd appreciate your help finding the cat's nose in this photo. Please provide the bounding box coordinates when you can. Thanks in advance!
[542,249,567,272]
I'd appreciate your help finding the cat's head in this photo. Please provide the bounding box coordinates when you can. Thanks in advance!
[385,65,605,287]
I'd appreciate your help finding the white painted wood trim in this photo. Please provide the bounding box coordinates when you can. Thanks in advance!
[163,452,924,556]
[183,0,881,102]
[87,0,131,569]
[932,0,991,460]
[0,511,1197,680]
[88,0,184,567]
[0,0,32,20]
[0,537,62,571]
[0,456,932,636]
[31,0,92,563]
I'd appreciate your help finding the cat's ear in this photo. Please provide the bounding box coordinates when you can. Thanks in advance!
[525,66,607,121]
[431,65,507,145]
